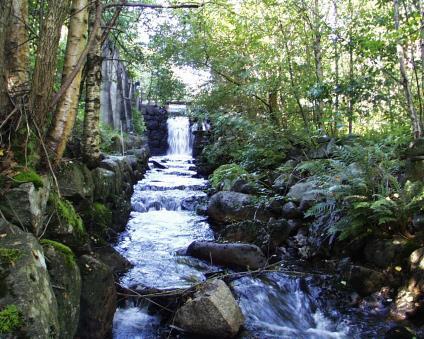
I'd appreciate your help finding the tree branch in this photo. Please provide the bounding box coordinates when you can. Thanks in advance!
[103,2,203,10]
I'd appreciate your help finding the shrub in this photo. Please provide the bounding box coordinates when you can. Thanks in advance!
[210,164,249,190]
[304,137,420,241]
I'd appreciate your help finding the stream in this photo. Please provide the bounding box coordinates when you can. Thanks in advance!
[112,116,392,338]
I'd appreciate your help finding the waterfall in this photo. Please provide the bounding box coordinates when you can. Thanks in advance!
[167,116,191,155]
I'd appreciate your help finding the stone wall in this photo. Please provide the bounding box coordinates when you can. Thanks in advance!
[141,104,168,155]
[0,143,150,338]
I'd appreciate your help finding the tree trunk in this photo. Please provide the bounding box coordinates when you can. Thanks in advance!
[82,1,103,168]
[30,0,71,129]
[268,91,280,126]
[348,0,354,134]
[47,0,89,164]
[393,0,422,138]
[313,0,323,127]
[333,0,339,136]
[0,2,11,118]
[5,0,29,95]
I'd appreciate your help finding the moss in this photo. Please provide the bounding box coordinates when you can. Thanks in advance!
[92,202,112,230]
[0,248,21,266]
[12,169,44,189]
[49,193,85,236]
[40,239,76,268]
[0,304,22,334]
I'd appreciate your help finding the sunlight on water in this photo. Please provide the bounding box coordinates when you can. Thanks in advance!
[112,116,385,339]
[167,116,191,155]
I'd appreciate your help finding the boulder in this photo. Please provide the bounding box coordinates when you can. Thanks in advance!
[77,255,117,339]
[220,219,293,253]
[207,191,271,226]
[339,263,389,296]
[281,202,301,219]
[99,158,123,195]
[45,194,89,254]
[175,279,244,338]
[91,167,116,202]
[363,238,419,269]
[0,179,50,236]
[187,241,267,270]
[57,161,94,202]
[92,245,132,275]
[42,240,81,338]
[151,159,168,169]
[230,178,258,195]
[391,248,424,320]
[287,181,320,202]
[0,222,59,337]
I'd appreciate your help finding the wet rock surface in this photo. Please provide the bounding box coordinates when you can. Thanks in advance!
[187,241,267,270]
[175,279,244,338]
[0,222,60,338]
[77,255,117,339]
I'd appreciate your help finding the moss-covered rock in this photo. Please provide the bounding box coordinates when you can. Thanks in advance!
[41,240,81,339]
[91,167,116,202]
[0,177,50,236]
[11,169,44,189]
[0,304,23,335]
[57,161,94,202]
[46,193,89,253]
[82,202,113,243]
[0,221,59,338]
[76,255,116,339]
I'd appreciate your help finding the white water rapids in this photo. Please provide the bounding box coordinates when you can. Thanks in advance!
[112,116,390,338]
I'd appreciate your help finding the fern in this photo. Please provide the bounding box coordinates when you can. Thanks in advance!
[303,137,418,241]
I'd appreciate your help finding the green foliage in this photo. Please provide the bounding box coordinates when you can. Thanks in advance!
[40,239,76,268]
[99,124,122,154]
[0,305,22,334]
[304,137,420,240]
[91,202,112,232]
[12,169,44,189]
[200,113,297,171]
[132,107,147,135]
[48,193,85,236]
[210,164,249,190]
[0,248,21,266]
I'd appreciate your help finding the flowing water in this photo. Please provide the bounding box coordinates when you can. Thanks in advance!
[113,116,391,338]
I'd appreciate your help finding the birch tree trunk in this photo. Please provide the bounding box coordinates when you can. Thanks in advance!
[47,0,89,164]
[30,0,71,129]
[82,1,103,168]
[393,0,422,138]
[5,0,29,95]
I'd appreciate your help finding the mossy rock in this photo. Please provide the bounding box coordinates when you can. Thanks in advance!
[42,240,81,339]
[11,169,44,189]
[46,193,89,253]
[57,161,94,202]
[0,222,60,338]
[0,304,23,335]
[81,202,113,244]
[0,177,50,236]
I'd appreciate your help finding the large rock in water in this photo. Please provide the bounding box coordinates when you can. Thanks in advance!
[175,279,244,337]
[0,221,59,337]
[76,255,117,339]
[187,241,267,269]
[207,191,271,226]
[42,240,81,338]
